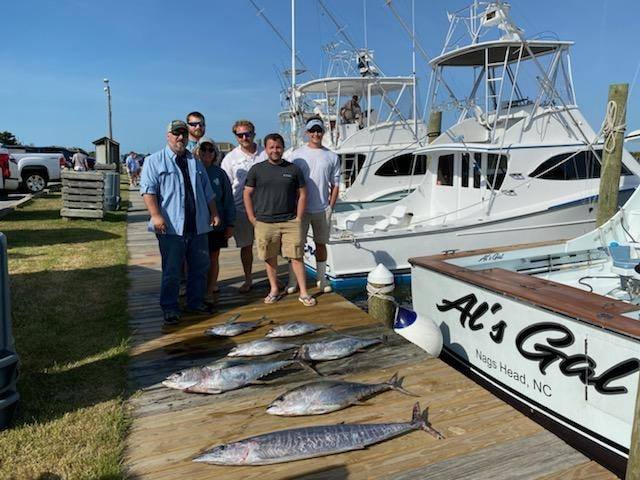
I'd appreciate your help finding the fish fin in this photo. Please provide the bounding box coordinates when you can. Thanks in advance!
[413,404,445,440]
[225,313,241,324]
[257,315,272,326]
[326,324,341,335]
[295,355,323,376]
[388,374,419,397]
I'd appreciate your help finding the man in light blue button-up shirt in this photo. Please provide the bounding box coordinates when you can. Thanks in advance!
[140,120,220,325]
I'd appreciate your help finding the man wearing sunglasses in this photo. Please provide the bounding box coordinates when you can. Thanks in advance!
[286,118,340,294]
[186,111,206,153]
[221,119,268,293]
[139,120,221,326]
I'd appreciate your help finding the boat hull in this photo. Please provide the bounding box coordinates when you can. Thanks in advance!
[409,263,640,477]
[308,190,633,285]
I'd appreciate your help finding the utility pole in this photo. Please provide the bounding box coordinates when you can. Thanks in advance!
[103,78,113,140]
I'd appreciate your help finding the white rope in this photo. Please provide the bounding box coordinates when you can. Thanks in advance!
[366,282,396,302]
[600,100,626,154]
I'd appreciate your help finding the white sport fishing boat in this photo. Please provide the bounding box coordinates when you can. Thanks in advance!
[305,2,640,287]
[290,73,428,210]
[405,159,640,477]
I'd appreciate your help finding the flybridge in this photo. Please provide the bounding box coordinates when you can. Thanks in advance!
[429,2,578,144]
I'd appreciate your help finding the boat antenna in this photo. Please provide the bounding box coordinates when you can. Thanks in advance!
[411,0,417,135]
[384,0,430,63]
[291,0,297,146]
[363,0,368,51]
[317,0,385,76]
[248,0,311,77]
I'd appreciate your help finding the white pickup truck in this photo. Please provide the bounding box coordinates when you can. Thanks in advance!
[0,146,64,193]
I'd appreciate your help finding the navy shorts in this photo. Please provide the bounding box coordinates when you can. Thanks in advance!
[208,230,228,252]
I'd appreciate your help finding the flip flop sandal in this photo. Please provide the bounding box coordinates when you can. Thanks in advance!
[264,293,281,304]
[298,296,317,307]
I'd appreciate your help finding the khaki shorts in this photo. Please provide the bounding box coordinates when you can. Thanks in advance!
[233,210,254,248]
[255,219,303,260]
[300,207,332,244]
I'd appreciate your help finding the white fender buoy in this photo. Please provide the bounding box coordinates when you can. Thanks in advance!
[393,306,443,357]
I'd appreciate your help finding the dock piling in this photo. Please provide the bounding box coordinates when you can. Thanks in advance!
[366,264,396,328]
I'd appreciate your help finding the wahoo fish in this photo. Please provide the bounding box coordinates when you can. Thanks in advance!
[194,402,444,465]
[298,335,384,361]
[205,315,271,337]
[266,372,417,416]
[184,358,318,394]
[227,338,299,357]
[265,321,333,338]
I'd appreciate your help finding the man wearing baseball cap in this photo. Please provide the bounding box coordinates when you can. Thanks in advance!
[287,117,340,294]
[139,120,221,326]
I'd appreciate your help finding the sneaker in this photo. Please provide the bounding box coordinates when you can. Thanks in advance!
[317,280,332,293]
[163,313,181,326]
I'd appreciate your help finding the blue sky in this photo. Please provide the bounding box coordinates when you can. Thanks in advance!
[1,0,639,153]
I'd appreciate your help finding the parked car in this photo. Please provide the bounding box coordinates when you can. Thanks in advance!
[0,146,65,193]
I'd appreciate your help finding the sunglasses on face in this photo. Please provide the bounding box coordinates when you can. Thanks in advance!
[188,121,204,127]
[308,127,324,133]
[171,130,188,137]
[200,146,215,153]
[235,131,254,139]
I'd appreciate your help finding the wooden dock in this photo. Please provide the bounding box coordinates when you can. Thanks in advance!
[123,188,616,479]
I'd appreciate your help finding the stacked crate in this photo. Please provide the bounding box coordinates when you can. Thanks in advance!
[60,170,105,219]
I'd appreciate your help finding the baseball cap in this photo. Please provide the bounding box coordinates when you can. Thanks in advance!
[305,118,325,132]
[167,120,188,133]
[198,136,216,147]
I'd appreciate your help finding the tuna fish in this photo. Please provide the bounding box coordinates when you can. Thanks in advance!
[265,321,333,338]
[297,335,384,361]
[162,359,247,390]
[266,372,417,416]
[183,358,319,394]
[227,338,299,357]
[193,402,444,465]
[205,315,271,337]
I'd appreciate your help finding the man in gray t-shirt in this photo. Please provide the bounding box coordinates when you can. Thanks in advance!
[243,133,316,307]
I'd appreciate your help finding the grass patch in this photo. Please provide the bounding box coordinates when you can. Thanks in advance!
[0,186,131,479]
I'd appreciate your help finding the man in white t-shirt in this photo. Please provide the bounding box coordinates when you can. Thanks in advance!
[220,119,268,292]
[287,118,340,293]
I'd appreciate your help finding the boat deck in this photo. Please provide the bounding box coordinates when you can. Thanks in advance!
[124,190,615,479]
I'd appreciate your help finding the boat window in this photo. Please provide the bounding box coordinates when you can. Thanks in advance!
[473,153,481,188]
[462,153,469,187]
[487,154,508,190]
[437,154,454,186]
[374,153,428,176]
[528,149,633,180]
[339,153,367,187]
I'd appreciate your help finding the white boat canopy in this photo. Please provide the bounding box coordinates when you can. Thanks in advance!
[431,40,574,67]
[296,76,415,95]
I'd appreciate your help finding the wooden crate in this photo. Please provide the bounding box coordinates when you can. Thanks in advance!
[60,171,105,219]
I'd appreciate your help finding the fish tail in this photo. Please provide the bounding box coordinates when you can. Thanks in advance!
[259,315,273,326]
[411,403,445,440]
[326,324,340,335]
[387,372,419,397]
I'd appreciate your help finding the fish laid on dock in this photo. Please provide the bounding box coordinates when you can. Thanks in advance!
[227,338,299,357]
[298,335,384,361]
[266,321,332,338]
[194,402,443,465]
[184,358,318,394]
[266,372,417,416]
[204,315,271,337]
[162,359,247,390]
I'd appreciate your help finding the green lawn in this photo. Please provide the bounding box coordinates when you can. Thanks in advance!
[0,187,130,479]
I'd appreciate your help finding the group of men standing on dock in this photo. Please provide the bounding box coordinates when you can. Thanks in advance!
[138,113,340,326]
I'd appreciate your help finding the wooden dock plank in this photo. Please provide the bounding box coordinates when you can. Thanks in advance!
[123,188,616,480]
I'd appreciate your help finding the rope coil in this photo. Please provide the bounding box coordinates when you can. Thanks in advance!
[601,100,626,154]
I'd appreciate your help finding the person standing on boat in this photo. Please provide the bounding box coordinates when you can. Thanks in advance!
[340,95,363,127]
[139,120,220,326]
[243,133,316,307]
[194,136,235,302]
[186,111,206,153]
[286,118,340,294]
[221,119,268,293]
